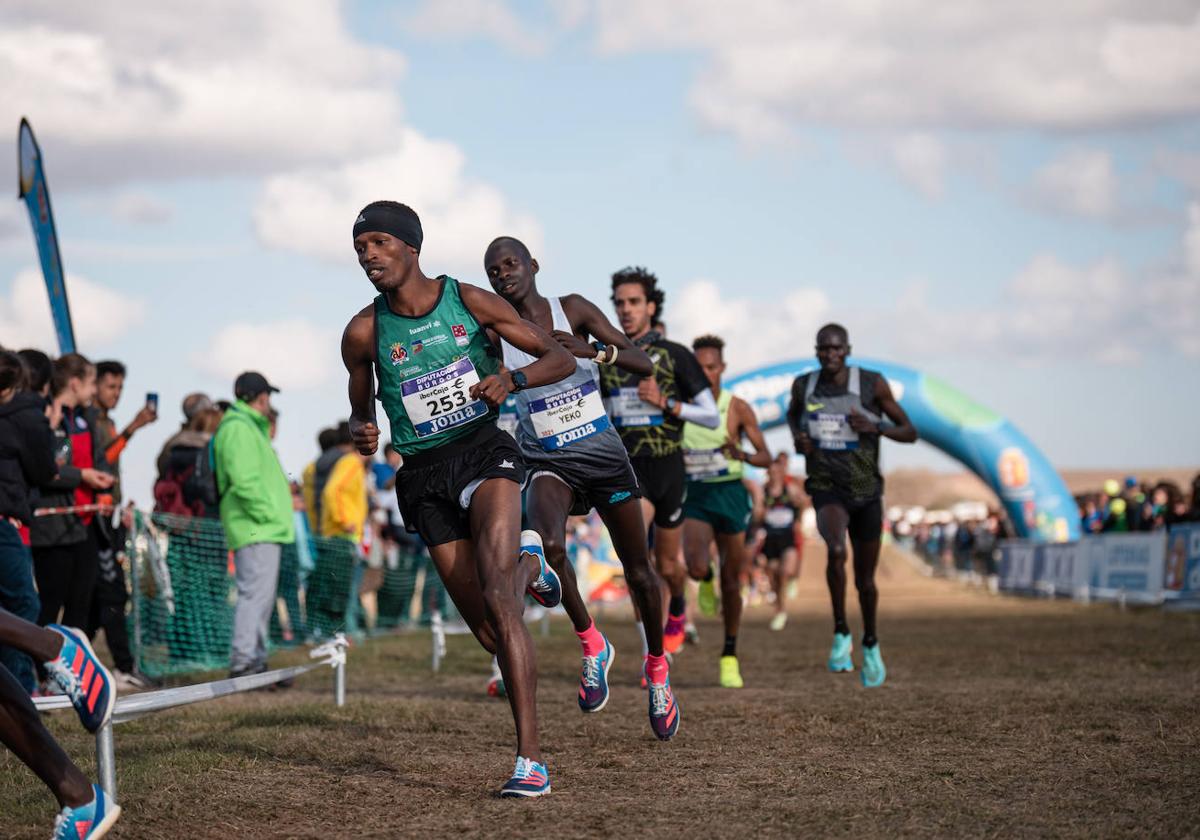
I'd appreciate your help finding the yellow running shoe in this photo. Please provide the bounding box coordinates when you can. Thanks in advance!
[719,655,744,688]
[769,612,788,632]
[698,577,718,616]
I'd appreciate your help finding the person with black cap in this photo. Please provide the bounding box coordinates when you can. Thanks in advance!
[342,201,574,798]
[213,371,294,678]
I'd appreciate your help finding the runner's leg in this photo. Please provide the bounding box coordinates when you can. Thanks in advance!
[598,500,662,656]
[469,478,542,762]
[526,476,585,632]
[850,536,882,647]
[816,504,851,635]
[714,531,747,646]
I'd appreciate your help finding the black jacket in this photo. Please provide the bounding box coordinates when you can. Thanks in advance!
[0,393,57,524]
[28,413,87,548]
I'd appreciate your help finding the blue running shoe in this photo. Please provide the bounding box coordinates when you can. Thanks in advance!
[52,784,121,839]
[861,642,887,688]
[579,637,614,713]
[646,668,681,741]
[828,632,853,673]
[45,625,116,733]
[500,756,551,798]
[521,530,561,609]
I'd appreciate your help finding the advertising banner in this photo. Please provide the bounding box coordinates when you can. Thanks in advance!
[1163,524,1200,601]
[1084,533,1165,604]
[17,118,76,353]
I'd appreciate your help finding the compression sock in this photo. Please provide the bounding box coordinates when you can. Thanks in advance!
[644,653,669,685]
[668,594,686,618]
[862,633,878,648]
[834,618,851,636]
[636,621,649,657]
[575,618,606,657]
[722,635,737,657]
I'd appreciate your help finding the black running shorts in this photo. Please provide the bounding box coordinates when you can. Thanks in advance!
[809,491,883,543]
[394,424,526,546]
[525,455,642,517]
[762,531,796,561]
[628,452,686,529]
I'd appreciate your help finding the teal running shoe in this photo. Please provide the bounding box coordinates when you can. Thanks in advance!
[52,784,121,839]
[861,642,886,688]
[827,632,853,673]
[45,625,116,734]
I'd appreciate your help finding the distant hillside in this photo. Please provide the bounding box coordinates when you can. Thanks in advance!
[877,466,1200,509]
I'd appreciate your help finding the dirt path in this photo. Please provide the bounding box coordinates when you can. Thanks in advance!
[3,544,1197,838]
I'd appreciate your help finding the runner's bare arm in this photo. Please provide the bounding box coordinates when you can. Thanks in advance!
[786,376,813,455]
[874,377,917,443]
[728,396,772,468]
[341,305,380,455]
[557,294,653,376]
[460,283,574,406]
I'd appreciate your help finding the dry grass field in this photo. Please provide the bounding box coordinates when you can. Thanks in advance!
[3,543,1197,839]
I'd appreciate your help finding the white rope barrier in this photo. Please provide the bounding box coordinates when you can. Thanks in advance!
[34,634,348,798]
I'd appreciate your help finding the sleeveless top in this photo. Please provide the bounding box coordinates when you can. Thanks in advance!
[762,485,800,536]
[374,277,499,455]
[500,297,627,468]
[681,389,743,483]
[798,366,884,500]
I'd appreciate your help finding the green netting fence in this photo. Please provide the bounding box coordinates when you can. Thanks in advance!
[126,512,452,678]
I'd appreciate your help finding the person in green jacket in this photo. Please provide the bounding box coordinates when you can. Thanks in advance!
[214,371,295,678]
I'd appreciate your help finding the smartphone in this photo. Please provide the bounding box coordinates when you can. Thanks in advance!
[146,392,159,412]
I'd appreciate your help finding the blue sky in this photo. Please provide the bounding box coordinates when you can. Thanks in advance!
[1,1,1198,505]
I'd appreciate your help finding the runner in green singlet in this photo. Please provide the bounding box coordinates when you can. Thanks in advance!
[679,335,771,688]
[341,202,574,798]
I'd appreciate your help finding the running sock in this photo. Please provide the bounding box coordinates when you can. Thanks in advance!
[575,619,606,657]
[722,635,737,657]
[491,656,502,678]
[635,621,649,657]
[668,594,686,618]
[644,653,669,685]
[702,566,714,583]
[862,634,878,648]
[834,618,851,636]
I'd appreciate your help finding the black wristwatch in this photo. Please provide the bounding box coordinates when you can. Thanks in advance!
[591,340,607,361]
[664,396,679,415]
[510,370,528,393]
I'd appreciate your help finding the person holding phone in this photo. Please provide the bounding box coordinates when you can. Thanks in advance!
[85,360,157,690]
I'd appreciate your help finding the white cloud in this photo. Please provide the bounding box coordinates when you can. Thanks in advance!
[405,0,548,54]
[253,128,543,278]
[0,268,146,351]
[1032,149,1118,219]
[890,133,946,199]
[1185,202,1200,276]
[0,203,25,243]
[670,279,831,374]
[581,3,1200,139]
[109,191,173,225]
[189,319,341,392]
[0,2,407,185]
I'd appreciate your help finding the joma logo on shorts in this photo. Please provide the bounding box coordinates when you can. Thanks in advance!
[555,423,596,447]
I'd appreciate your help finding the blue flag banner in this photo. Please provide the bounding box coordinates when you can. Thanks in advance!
[17,117,76,353]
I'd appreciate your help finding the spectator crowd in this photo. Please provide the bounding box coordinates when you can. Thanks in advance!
[1076,476,1200,534]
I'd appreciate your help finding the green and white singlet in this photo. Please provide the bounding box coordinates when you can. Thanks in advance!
[374,277,500,456]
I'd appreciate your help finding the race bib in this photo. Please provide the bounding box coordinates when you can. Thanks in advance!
[765,506,795,529]
[401,357,489,438]
[606,386,663,428]
[530,380,611,451]
[684,448,730,480]
[807,412,859,451]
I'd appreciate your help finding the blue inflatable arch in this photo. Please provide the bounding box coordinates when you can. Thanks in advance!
[726,358,1079,542]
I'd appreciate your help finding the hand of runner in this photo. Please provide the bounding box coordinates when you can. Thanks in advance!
[848,407,878,434]
[550,329,594,360]
[471,374,511,408]
[637,376,666,409]
[794,432,814,456]
[349,419,380,455]
[721,441,745,462]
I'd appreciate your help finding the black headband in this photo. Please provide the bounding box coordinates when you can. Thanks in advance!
[353,203,423,252]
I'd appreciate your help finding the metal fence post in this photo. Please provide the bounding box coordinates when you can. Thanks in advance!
[431,610,445,673]
[335,657,346,708]
[96,722,117,799]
